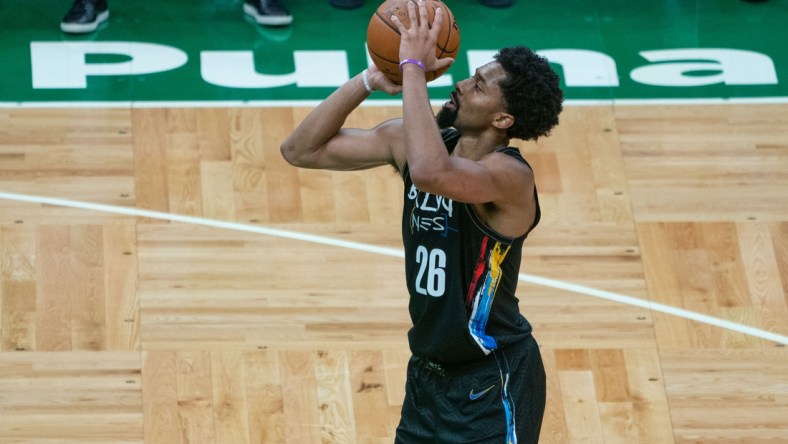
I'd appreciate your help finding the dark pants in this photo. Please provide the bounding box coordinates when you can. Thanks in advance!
[395,335,546,444]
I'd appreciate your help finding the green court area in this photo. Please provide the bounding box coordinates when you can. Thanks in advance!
[1,0,786,103]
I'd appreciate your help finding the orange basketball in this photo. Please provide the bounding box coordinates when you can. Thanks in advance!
[366,0,460,84]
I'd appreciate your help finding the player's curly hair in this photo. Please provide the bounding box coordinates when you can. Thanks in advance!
[495,46,564,141]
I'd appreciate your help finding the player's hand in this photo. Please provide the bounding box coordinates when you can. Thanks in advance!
[367,64,403,95]
[391,0,454,74]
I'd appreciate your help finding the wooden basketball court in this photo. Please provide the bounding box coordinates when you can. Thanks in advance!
[1,102,786,442]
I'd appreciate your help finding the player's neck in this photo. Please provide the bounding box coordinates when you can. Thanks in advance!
[454,133,508,160]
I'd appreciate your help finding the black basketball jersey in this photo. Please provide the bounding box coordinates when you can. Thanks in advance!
[401,128,541,364]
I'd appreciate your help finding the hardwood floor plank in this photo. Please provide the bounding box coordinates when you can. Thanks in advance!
[141,351,181,444]
[35,225,72,351]
[210,350,251,444]
[245,350,286,444]
[280,351,321,444]
[103,224,140,352]
[1,103,785,442]
[349,350,394,441]
[559,370,605,443]
[132,109,170,219]
[173,351,216,444]
[68,225,107,351]
[0,352,142,442]
[737,222,788,337]
[315,350,357,443]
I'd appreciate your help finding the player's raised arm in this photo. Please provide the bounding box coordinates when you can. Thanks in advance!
[280,66,403,172]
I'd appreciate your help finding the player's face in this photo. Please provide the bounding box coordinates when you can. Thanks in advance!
[437,62,508,131]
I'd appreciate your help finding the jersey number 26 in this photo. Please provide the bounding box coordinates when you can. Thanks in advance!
[414,246,446,297]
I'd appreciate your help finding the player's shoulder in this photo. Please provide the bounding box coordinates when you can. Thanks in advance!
[484,148,535,185]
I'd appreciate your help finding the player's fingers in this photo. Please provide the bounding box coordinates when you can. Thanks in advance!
[417,0,429,30]
[430,7,443,37]
[368,66,403,95]
[435,56,454,70]
[406,1,418,30]
[390,13,405,32]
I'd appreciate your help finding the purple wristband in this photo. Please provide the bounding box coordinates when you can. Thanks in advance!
[399,58,426,72]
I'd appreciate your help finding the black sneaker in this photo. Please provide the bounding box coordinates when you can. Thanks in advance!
[243,0,293,26]
[330,0,364,9]
[60,0,109,34]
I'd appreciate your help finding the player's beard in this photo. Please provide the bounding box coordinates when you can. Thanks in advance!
[436,105,457,129]
[436,91,459,129]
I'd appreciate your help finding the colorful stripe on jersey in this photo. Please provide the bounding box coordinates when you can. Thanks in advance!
[467,236,512,354]
[501,371,517,444]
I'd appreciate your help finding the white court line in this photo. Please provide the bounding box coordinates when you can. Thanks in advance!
[2,96,788,109]
[1,190,786,345]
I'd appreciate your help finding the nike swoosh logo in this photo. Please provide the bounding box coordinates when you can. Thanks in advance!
[469,384,496,401]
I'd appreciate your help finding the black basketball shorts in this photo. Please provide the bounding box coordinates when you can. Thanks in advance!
[394,335,546,444]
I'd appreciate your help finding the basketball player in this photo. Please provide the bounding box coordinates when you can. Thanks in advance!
[281,2,563,442]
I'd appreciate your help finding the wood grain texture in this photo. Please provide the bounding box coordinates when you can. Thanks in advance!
[0,104,786,442]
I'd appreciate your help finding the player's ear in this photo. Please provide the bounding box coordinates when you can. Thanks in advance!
[492,112,514,130]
